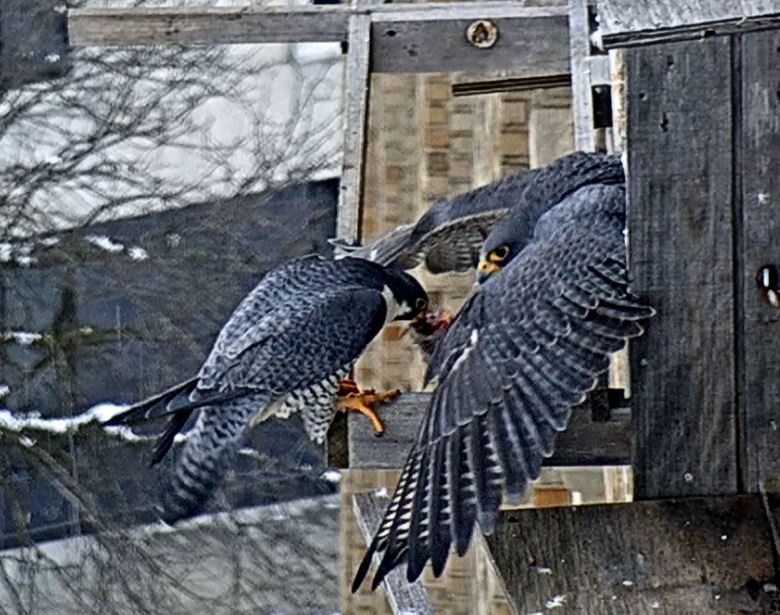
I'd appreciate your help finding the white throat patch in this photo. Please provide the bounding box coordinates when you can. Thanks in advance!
[381,285,408,324]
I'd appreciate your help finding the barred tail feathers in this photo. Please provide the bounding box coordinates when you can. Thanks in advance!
[160,395,267,524]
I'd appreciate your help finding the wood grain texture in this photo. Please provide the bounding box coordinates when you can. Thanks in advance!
[68,3,567,47]
[597,0,780,48]
[626,38,737,499]
[568,0,596,152]
[483,496,780,614]
[336,14,371,244]
[68,5,351,45]
[348,392,631,469]
[738,29,780,492]
[371,12,569,75]
[353,493,434,615]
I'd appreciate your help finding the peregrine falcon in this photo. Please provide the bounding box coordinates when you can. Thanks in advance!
[344,152,628,363]
[106,255,428,523]
[353,154,654,590]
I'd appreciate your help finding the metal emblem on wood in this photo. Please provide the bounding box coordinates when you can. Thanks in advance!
[466,19,499,49]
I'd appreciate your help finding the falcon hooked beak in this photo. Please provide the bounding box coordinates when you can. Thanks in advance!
[477,245,511,284]
[477,258,501,283]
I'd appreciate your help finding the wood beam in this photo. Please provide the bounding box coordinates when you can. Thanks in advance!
[596,0,780,49]
[67,5,352,46]
[353,493,434,615]
[371,8,569,75]
[336,14,371,244]
[348,392,632,470]
[483,496,780,614]
[738,29,780,492]
[626,38,738,499]
[67,3,569,69]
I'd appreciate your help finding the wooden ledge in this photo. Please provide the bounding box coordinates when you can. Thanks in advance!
[347,391,631,470]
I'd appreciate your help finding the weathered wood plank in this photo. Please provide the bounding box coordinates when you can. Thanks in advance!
[597,0,780,48]
[738,29,780,492]
[68,5,352,46]
[626,39,737,499]
[352,493,434,615]
[68,3,567,48]
[336,14,371,244]
[371,10,569,75]
[568,0,596,151]
[348,392,631,469]
[483,496,780,614]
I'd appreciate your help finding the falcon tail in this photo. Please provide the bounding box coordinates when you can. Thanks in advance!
[160,395,268,524]
[103,377,198,426]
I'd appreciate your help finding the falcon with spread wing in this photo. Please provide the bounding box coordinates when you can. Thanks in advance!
[339,151,626,274]
[353,154,654,590]
[106,255,428,523]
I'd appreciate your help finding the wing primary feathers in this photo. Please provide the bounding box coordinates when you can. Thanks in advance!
[372,449,423,588]
[486,401,527,505]
[468,413,501,535]
[406,445,433,582]
[352,448,421,591]
[454,423,478,556]
[428,437,451,577]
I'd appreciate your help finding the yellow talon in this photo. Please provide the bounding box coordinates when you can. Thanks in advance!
[337,380,401,437]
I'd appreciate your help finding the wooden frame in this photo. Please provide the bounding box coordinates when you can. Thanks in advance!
[66,3,780,613]
[348,392,631,470]
[596,0,780,48]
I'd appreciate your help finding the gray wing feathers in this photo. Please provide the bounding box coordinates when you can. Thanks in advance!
[344,223,421,269]
[355,186,654,589]
[347,210,507,272]
[415,210,509,273]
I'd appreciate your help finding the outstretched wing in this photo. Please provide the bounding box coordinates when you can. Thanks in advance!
[345,209,508,273]
[342,152,623,275]
[337,223,419,268]
[353,184,654,590]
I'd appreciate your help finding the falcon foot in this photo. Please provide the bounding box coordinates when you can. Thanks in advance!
[337,378,401,437]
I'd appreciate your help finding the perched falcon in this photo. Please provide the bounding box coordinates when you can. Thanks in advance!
[353,155,654,590]
[106,255,428,523]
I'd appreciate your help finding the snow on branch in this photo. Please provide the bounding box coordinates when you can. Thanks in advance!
[0,402,153,445]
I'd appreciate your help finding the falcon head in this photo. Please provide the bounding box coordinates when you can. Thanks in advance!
[383,268,429,321]
[477,218,523,283]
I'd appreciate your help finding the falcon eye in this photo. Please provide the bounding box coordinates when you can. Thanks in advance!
[490,245,510,262]
[415,297,427,310]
